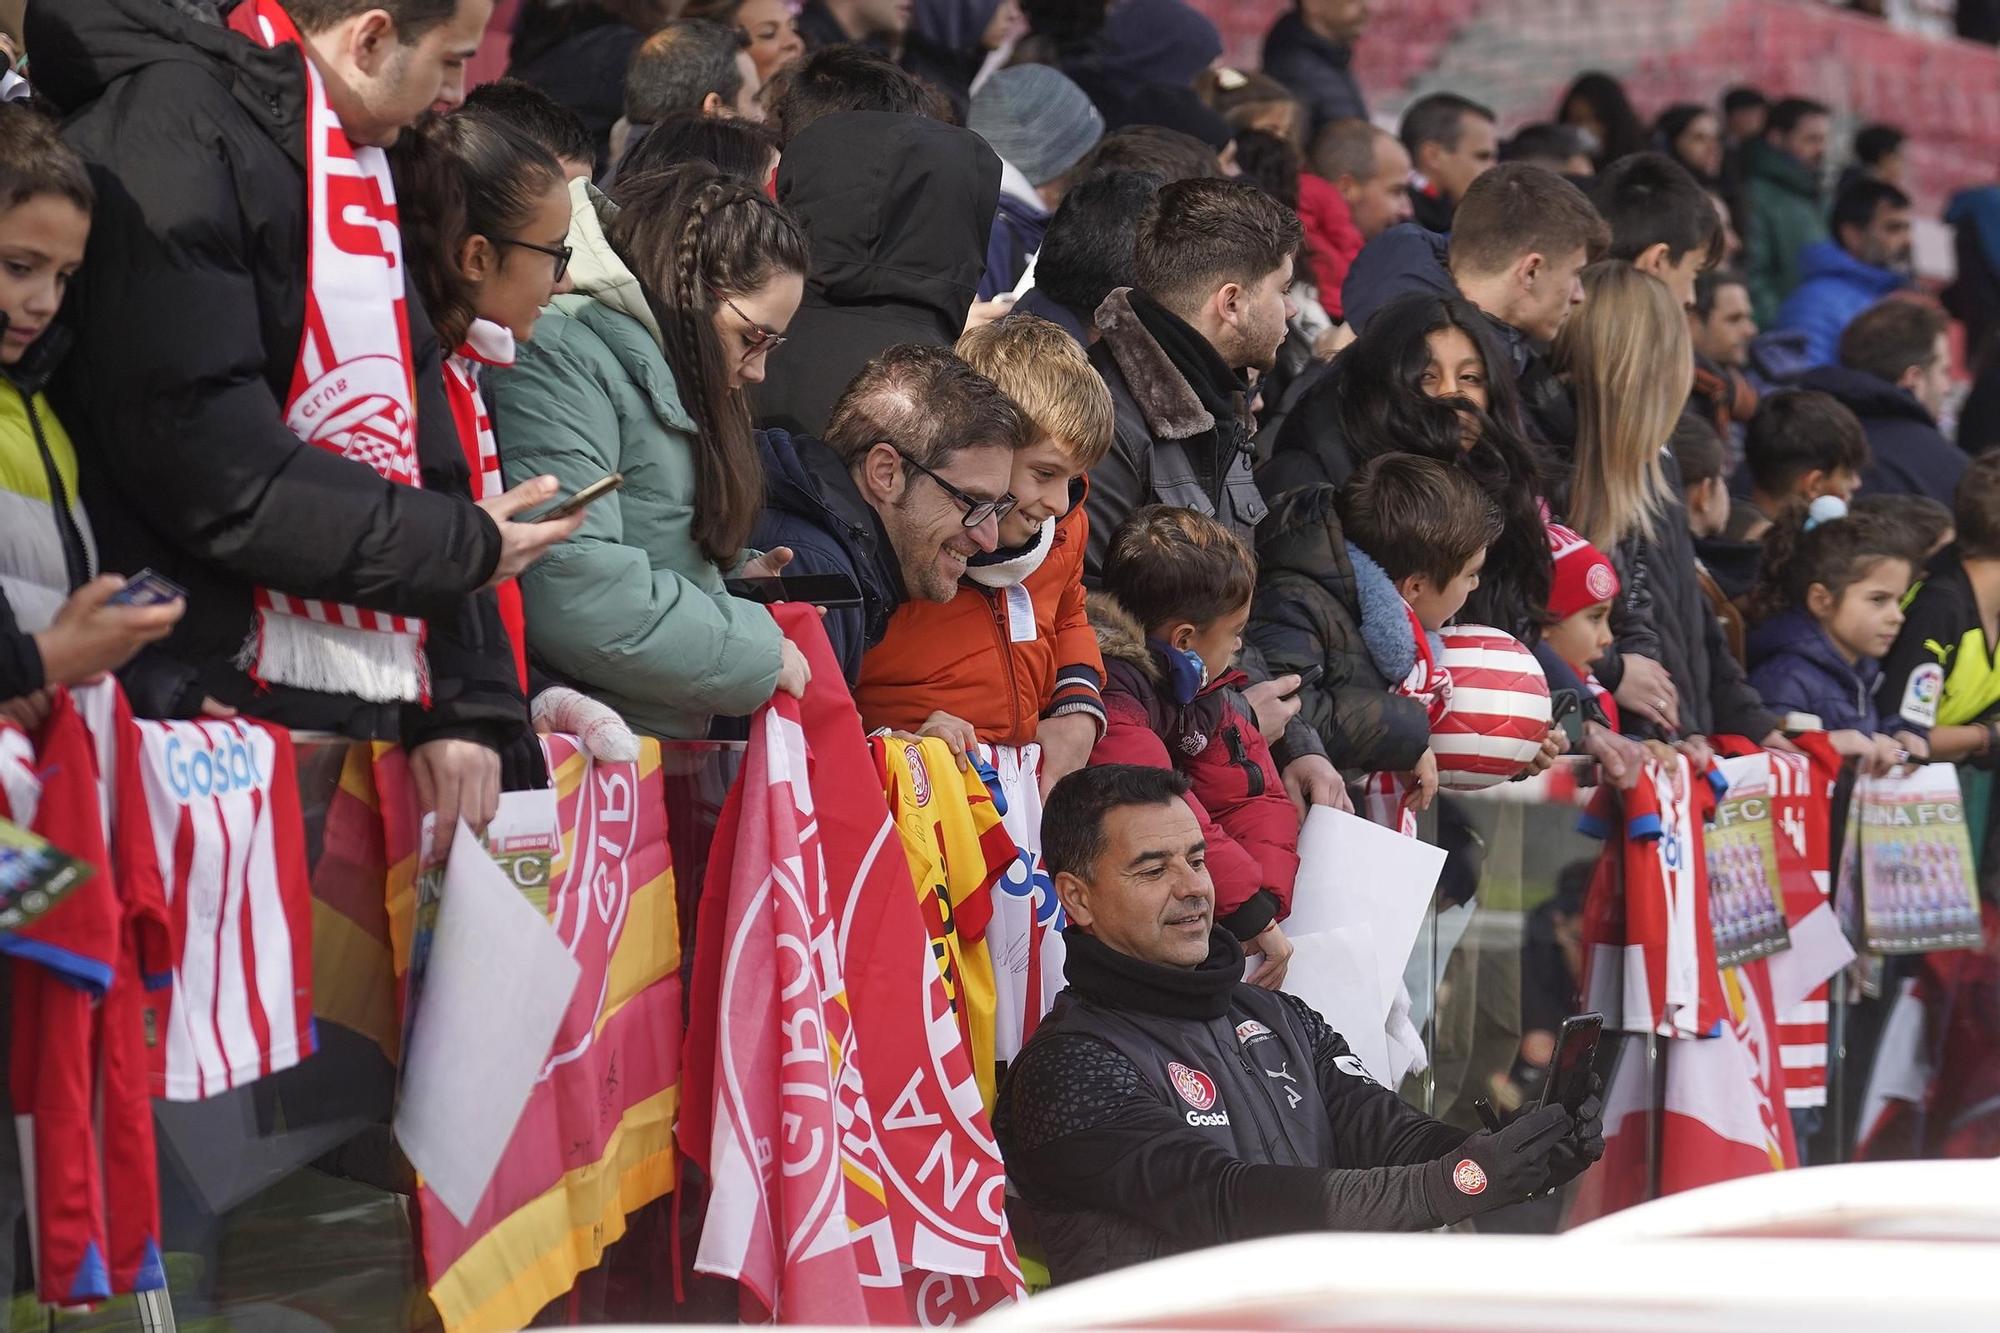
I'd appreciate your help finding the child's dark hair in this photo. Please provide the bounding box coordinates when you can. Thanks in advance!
[1668,412,1725,487]
[1104,506,1257,632]
[1744,389,1872,497]
[1956,450,2000,558]
[0,104,92,215]
[1849,493,1953,563]
[1338,453,1503,589]
[1747,505,1916,625]
[390,110,565,350]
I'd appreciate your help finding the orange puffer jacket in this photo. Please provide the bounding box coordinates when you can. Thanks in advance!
[855,496,1105,746]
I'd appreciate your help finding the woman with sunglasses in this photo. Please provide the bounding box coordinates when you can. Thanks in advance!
[392,109,574,697]
[488,161,815,740]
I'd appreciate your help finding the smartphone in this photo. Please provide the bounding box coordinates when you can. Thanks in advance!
[725,572,864,610]
[533,472,624,522]
[107,569,187,607]
[1279,663,1326,700]
[1537,1012,1604,1115]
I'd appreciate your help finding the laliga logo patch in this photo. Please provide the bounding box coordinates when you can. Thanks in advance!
[903,743,933,807]
[1333,1053,1371,1081]
[1168,1061,1216,1110]
[1901,662,1943,727]
[1585,563,1617,601]
[1452,1159,1488,1196]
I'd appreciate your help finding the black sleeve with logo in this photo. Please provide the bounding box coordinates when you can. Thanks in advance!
[998,1028,1470,1246]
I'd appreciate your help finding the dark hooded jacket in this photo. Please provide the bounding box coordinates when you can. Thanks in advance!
[755,112,1001,437]
[29,0,523,753]
[1260,11,1366,134]
[750,428,906,684]
[1746,607,1889,733]
[506,2,648,175]
[994,926,1475,1285]
[1247,486,1432,780]
[1800,364,1965,509]
[1084,287,1269,577]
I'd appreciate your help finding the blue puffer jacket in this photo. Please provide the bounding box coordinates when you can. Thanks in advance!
[1775,240,1910,368]
[1745,607,1886,732]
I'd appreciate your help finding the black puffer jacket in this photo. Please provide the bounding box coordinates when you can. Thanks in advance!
[1248,486,1431,779]
[995,928,1473,1285]
[31,0,521,750]
[1615,454,1777,742]
[755,112,1000,437]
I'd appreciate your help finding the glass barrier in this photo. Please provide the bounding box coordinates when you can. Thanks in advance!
[8,745,1991,1328]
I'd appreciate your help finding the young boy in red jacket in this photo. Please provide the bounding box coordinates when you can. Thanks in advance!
[1088,506,1300,987]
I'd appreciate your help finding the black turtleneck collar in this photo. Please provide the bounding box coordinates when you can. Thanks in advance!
[1127,289,1246,425]
[1062,926,1244,1021]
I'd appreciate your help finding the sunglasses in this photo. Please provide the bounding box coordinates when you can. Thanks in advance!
[711,288,789,364]
[496,236,572,283]
[895,448,1017,529]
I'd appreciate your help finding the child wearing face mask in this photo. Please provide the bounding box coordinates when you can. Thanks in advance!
[1744,505,1927,774]
[1087,506,1300,988]
[854,316,1114,793]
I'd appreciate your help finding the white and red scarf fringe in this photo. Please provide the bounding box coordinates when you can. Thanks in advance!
[230,0,427,704]
[444,320,528,689]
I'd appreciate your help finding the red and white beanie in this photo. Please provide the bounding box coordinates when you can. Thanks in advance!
[1546,523,1621,621]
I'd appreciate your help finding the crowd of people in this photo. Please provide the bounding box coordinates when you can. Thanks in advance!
[4,0,2000,1313]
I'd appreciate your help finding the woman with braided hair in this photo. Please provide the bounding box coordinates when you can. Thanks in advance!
[488,162,814,739]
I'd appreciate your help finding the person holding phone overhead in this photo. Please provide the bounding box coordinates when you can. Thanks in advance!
[488,162,814,739]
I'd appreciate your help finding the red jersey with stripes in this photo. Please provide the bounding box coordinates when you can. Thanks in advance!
[5,684,172,1305]
[1580,753,1729,1038]
[130,717,316,1100]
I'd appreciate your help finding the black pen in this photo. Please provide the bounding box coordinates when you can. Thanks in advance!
[1472,1096,1503,1133]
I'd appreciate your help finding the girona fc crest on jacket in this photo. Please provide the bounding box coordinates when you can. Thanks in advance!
[1167,1061,1217,1110]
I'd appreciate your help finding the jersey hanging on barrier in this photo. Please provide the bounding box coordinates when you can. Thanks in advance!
[1580,752,1729,1038]
[876,737,1019,1112]
[127,716,316,1100]
[4,685,172,1307]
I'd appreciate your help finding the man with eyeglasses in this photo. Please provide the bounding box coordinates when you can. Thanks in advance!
[754,344,1034,682]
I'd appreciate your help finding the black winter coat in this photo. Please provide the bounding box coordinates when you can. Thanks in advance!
[755,112,1000,437]
[31,0,521,750]
[1259,13,1367,136]
[750,428,906,684]
[1248,485,1431,779]
[1616,455,1777,742]
[506,4,647,175]
[995,928,1472,1285]
[1799,364,1967,509]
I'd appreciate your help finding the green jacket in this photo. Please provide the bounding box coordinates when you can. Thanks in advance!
[1742,139,1828,328]
[489,179,783,738]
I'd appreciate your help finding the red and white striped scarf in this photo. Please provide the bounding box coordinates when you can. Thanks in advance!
[444,319,529,689]
[230,0,427,703]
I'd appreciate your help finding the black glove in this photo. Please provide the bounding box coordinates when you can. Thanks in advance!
[1429,1102,1570,1224]
[1545,1075,1606,1191]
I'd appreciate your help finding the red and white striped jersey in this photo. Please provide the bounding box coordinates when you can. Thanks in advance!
[129,718,315,1101]
[1769,750,1834,1108]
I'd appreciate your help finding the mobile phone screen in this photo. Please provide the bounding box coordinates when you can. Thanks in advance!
[1538,1012,1603,1114]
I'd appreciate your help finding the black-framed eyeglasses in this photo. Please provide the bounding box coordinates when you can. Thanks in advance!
[895,448,1016,528]
[709,287,789,363]
[496,237,572,283]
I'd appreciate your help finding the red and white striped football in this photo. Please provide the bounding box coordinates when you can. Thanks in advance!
[1432,625,1551,791]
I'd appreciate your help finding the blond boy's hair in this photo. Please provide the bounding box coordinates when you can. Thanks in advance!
[956,315,1115,470]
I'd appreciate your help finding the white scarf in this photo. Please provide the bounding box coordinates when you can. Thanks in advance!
[232,0,427,704]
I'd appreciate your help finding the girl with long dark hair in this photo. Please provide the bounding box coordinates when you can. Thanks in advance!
[392,111,573,693]
[1559,71,1646,170]
[488,162,814,738]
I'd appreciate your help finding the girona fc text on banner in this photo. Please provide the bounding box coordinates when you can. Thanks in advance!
[680,606,1023,1325]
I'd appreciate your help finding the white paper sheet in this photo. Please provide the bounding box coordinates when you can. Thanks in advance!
[394,819,581,1223]
[1288,805,1448,1015]
[1767,902,1856,1012]
[1285,925,1393,1085]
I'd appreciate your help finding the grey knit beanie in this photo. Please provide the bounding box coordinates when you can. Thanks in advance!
[968,65,1105,189]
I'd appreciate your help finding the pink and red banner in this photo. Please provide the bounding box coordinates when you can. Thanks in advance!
[680,606,1023,1325]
